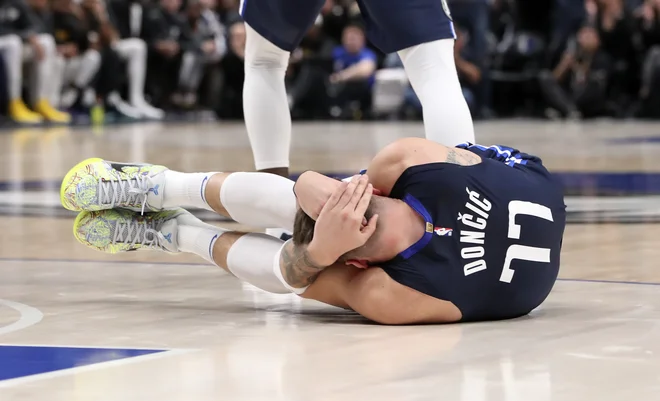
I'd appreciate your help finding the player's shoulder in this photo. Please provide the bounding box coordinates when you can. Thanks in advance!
[367,138,479,195]
[376,138,479,168]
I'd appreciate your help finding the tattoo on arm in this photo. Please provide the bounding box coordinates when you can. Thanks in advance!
[279,241,327,289]
[445,149,481,166]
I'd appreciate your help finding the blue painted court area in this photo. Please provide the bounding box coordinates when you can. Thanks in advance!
[0,345,165,381]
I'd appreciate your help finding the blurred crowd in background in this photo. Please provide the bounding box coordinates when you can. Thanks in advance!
[2,0,660,126]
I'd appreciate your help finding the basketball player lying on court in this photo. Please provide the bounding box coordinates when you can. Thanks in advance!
[61,138,566,324]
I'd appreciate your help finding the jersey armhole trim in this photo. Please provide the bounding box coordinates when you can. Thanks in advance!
[399,194,434,260]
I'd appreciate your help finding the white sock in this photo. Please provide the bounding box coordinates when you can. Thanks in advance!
[243,24,292,170]
[162,171,217,211]
[398,39,475,146]
[177,225,225,265]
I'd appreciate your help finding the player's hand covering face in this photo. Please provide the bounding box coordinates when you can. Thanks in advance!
[294,171,343,220]
[308,175,379,266]
[294,171,382,221]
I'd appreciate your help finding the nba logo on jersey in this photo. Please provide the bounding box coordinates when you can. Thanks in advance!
[434,227,453,237]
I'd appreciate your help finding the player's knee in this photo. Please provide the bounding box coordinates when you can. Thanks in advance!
[244,23,289,70]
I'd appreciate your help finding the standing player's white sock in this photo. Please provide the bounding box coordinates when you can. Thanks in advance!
[162,171,218,211]
[398,39,475,146]
[243,24,292,171]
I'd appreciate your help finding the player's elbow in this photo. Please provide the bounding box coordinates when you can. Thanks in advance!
[367,138,425,194]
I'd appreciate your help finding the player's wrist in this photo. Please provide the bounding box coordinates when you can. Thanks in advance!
[306,240,337,267]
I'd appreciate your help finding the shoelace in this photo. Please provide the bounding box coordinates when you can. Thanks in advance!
[112,218,167,249]
[99,175,151,215]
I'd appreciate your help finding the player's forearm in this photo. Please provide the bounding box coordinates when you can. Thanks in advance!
[278,241,333,289]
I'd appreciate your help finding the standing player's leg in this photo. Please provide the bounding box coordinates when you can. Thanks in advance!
[357,0,475,146]
[239,0,325,177]
[398,39,474,146]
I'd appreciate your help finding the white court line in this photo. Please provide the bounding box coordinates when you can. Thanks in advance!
[0,349,194,388]
[0,299,44,336]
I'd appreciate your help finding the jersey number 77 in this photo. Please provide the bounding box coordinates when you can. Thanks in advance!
[500,201,554,283]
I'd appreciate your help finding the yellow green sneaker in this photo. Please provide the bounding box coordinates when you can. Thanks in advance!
[60,158,168,212]
[73,208,196,254]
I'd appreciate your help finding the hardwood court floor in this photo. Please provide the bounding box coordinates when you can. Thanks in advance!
[0,121,659,401]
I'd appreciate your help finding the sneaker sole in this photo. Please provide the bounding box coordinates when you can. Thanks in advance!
[60,157,104,211]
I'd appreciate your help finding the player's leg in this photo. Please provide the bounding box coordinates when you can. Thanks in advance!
[240,0,325,176]
[72,207,461,322]
[60,160,298,231]
[73,208,320,296]
[0,34,42,123]
[398,39,474,146]
[357,0,475,146]
[30,34,71,123]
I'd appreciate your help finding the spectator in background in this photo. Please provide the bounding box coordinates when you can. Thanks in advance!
[328,22,376,119]
[287,16,335,119]
[0,0,70,123]
[46,0,101,110]
[143,0,202,109]
[448,0,490,71]
[319,0,350,45]
[107,0,147,40]
[549,0,586,64]
[76,0,142,119]
[216,0,240,25]
[634,0,660,117]
[588,0,641,103]
[87,0,164,119]
[539,25,612,118]
[185,0,226,107]
[454,27,484,116]
[218,21,245,119]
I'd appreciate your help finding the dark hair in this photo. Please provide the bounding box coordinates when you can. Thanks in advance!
[293,208,316,246]
[292,197,382,259]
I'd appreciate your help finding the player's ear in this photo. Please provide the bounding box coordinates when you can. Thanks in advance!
[345,259,369,269]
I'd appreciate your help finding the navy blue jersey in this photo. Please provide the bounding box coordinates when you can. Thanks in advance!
[379,144,566,322]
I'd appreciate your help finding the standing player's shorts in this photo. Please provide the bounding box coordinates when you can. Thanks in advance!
[239,0,456,53]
